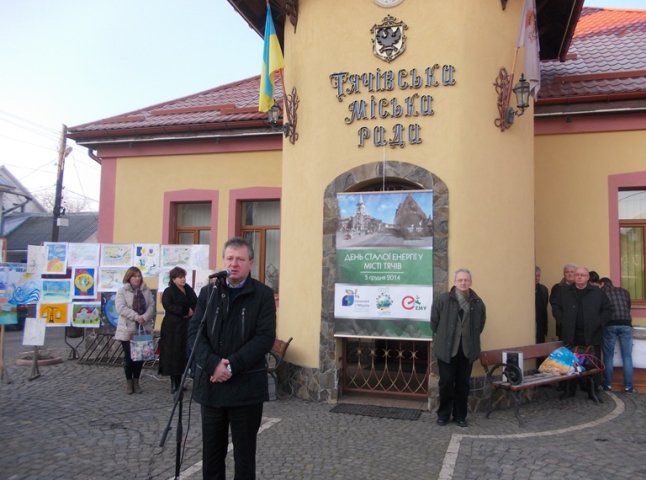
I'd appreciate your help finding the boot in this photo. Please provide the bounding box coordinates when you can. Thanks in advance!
[126,379,134,395]
[133,378,142,394]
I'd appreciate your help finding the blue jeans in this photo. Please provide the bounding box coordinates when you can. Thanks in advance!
[602,325,633,390]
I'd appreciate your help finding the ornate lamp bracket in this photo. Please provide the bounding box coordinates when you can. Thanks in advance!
[494,67,531,132]
[284,86,300,144]
[494,67,515,131]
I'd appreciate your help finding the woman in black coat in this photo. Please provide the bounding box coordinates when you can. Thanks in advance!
[159,266,198,393]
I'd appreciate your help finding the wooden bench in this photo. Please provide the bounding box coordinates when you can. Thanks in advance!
[479,340,605,426]
[267,337,293,386]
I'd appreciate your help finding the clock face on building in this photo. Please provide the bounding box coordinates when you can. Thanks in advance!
[373,0,404,7]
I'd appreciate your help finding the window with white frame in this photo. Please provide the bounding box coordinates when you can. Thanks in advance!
[619,189,646,303]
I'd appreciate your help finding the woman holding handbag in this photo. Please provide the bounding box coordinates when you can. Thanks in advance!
[114,266,155,394]
[158,266,197,393]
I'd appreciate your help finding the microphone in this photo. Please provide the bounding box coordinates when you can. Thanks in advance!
[208,269,230,280]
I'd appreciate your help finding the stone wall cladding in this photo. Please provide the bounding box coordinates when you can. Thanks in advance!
[280,161,449,403]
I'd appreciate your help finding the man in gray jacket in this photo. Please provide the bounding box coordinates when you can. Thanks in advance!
[431,269,486,427]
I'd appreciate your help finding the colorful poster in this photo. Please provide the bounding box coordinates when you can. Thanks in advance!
[334,191,434,339]
[68,243,100,267]
[40,279,73,303]
[72,267,97,299]
[100,244,133,267]
[38,303,70,327]
[23,317,46,346]
[44,242,68,274]
[134,244,160,276]
[2,264,40,305]
[71,302,101,328]
[0,263,39,324]
[161,245,192,269]
[101,292,119,329]
[97,267,127,292]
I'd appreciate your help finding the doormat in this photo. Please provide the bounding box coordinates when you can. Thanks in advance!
[330,403,422,421]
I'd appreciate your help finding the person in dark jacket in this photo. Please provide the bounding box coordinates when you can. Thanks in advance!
[431,269,486,428]
[188,237,276,480]
[549,262,577,339]
[552,267,612,393]
[158,266,198,393]
[535,266,549,344]
[552,267,612,348]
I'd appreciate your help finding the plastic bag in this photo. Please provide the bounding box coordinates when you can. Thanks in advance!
[538,346,579,375]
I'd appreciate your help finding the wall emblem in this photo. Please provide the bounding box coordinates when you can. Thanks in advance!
[371,15,408,63]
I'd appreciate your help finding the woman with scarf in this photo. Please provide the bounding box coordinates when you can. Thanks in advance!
[158,266,198,393]
[114,266,155,394]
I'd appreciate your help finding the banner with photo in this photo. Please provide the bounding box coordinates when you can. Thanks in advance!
[334,191,433,339]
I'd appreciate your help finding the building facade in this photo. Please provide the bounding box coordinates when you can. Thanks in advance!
[68,1,646,401]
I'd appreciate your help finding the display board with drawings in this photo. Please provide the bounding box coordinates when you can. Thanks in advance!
[19,242,210,331]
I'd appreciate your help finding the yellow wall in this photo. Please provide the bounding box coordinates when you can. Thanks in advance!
[279,0,536,367]
[111,150,282,327]
[112,150,282,246]
[536,129,646,333]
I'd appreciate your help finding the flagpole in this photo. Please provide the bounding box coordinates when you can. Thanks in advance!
[276,68,286,114]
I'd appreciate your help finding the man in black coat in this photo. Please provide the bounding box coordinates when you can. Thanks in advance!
[188,237,276,480]
[549,263,576,339]
[552,267,611,393]
[535,266,549,344]
[552,267,611,348]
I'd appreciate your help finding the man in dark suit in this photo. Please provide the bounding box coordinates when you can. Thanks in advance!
[535,266,549,344]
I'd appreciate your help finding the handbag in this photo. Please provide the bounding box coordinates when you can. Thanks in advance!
[572,345,603,372]
[130,325,155,362]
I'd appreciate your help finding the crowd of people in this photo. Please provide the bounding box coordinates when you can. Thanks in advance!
[112,245,636,475]
[536,263,634,394]
[430,262,636,430]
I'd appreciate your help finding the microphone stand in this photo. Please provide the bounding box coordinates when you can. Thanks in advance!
[159,278,220,479]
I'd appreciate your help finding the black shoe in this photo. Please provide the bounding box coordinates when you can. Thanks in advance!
[455,419,468,428]
[436,418,448,426]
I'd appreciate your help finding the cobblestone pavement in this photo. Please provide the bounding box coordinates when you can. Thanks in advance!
[1,330,644,479]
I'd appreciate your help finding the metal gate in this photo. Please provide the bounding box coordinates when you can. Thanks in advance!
[342,338,431,398]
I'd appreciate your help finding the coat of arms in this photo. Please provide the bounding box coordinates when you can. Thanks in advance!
[371,15,408,63]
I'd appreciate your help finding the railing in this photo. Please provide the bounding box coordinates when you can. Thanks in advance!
[78,331,159,368]
[342,338,431,398]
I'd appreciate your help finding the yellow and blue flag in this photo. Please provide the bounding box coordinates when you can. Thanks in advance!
[259,4,284,112]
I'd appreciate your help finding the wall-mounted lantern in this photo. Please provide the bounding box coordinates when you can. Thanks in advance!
[494,68,531,131]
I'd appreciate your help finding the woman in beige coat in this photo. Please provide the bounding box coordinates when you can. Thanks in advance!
[114,266,155,394]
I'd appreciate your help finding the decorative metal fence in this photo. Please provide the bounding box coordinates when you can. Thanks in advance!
[342,338,431,398]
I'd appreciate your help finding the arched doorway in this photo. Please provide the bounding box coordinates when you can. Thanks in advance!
[320,161,448,401]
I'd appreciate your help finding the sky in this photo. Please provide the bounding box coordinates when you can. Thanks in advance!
[0,0,642,212]
[0,0,261,211]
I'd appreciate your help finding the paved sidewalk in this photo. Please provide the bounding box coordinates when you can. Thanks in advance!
[0,330,644,479]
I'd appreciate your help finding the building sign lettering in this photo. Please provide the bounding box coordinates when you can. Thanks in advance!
[329,65,457,148]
